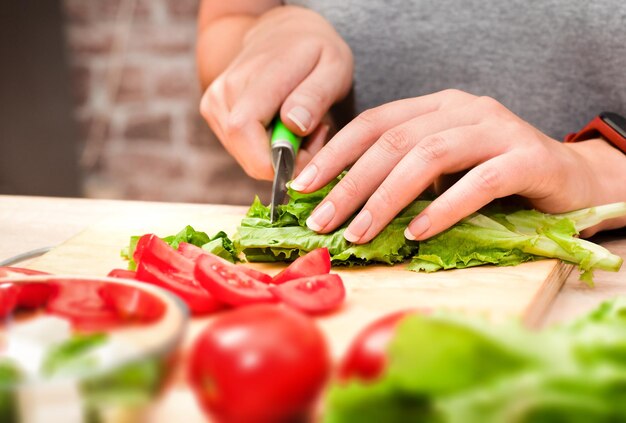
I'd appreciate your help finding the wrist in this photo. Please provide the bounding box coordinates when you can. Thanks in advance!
[564,138,626,233]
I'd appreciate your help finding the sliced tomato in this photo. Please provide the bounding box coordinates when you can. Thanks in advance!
[99,284,165,323]
[195,254,276,307]
[178,242,273,284]
[272,248,331,285]
[0,284,20,319]
[107,269,137,279]
[0,267,50,278]
[136,261,223,315]
[132,234,152,265]
[269,274,345,314]
[46,281,120,332]
[139,235,194,274]
[177,242,207,261]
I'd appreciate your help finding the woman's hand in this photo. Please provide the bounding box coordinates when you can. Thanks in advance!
[290,89,621,243]
[200,6,353,180]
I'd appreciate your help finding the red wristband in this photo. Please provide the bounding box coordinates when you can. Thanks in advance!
[564,112,626,154]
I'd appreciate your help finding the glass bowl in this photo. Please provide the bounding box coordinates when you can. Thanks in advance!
[0,275,188,423]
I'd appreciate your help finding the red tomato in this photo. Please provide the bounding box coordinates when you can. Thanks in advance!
[0,284,20,319]
[339,310,419,381]
[46,281,121,332]
[188,305,330,423]
[139,235,194,274]
[269,274,345,314]
[272,248,331,285]
[136,261,223,315]
[107,269,137,279]
[0,266,50,278]
[98,284,165,323]
[178,242,273,284]
[195,254,276,307]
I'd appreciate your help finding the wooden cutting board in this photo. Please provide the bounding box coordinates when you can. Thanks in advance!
[24,201,573,357]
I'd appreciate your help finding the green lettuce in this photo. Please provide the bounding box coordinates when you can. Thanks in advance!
[325,298,626,423]
[235,176,626,283]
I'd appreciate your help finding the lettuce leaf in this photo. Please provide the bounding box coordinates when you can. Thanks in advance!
[235,176,626,283]
[325,298,626,423]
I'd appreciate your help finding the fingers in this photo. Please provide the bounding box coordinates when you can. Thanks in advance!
[203,50,320,180]
[291,89,475,193]
[304,99,485,234]
[405,153,526,240]
[280,51,352,136]
[344,124,507,243]
[294,123,330,176]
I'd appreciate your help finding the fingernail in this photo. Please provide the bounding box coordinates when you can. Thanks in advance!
[286,106,312,132]
[306,201,335,232]
[405,214,431,240]
[344,210,373,243]
[291,164,318,191]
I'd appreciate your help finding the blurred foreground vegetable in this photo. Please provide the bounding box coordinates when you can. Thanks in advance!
[326,298,626,422]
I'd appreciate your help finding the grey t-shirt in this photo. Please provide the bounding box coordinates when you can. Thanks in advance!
[286,0,626,139]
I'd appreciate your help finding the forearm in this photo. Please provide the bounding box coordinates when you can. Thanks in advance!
[197,15,256,89]
[196,0,281,89]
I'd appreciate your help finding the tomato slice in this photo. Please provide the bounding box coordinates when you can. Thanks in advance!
[178,242,273,284]
[107,269,137,279]
[269,274,345,314]
[195,254,276,306]
[136,261,223,315]
[0,284,20,319]
[99,284,165,323]
[272,248,331,285]
[46,282,121,332]
[139,235,195,274]
[0,266,50,278]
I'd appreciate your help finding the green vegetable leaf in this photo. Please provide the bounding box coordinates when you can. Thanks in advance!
[41,333,108,378]
[236,174,625,283]
[325,298,626,423]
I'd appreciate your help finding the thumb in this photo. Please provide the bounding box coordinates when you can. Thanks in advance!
[280,54,351,137]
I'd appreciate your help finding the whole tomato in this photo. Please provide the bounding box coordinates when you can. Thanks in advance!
[339,310,424,381]
[188,305,330,422]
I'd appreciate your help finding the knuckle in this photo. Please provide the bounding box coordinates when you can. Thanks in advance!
[294,83,328,108]
[472,165,502,193]
[225,112,247,137]
[372,184,396,207]
[355,108,380,131]
[337,176,361,199]
[414,135,449,163]
[378,127,412,155]
[475,96,505,114]
[434,195,455,217]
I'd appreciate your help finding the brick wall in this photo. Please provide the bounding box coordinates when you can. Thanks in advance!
[62,0,270,204]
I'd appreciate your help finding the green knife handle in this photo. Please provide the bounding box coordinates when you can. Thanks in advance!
[270,117,302,155]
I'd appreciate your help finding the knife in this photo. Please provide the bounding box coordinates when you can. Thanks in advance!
[270,118,302,223]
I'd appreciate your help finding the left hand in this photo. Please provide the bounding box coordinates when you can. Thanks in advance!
[289,89,600,243]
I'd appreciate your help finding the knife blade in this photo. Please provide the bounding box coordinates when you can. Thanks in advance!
[270,118,302,223]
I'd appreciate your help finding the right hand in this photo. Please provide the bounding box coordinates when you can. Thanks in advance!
[200,6,353,180]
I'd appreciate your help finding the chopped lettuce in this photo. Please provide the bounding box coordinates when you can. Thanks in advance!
[235,176,626,283]
[325,298,626,422]
[122,226,237,269]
